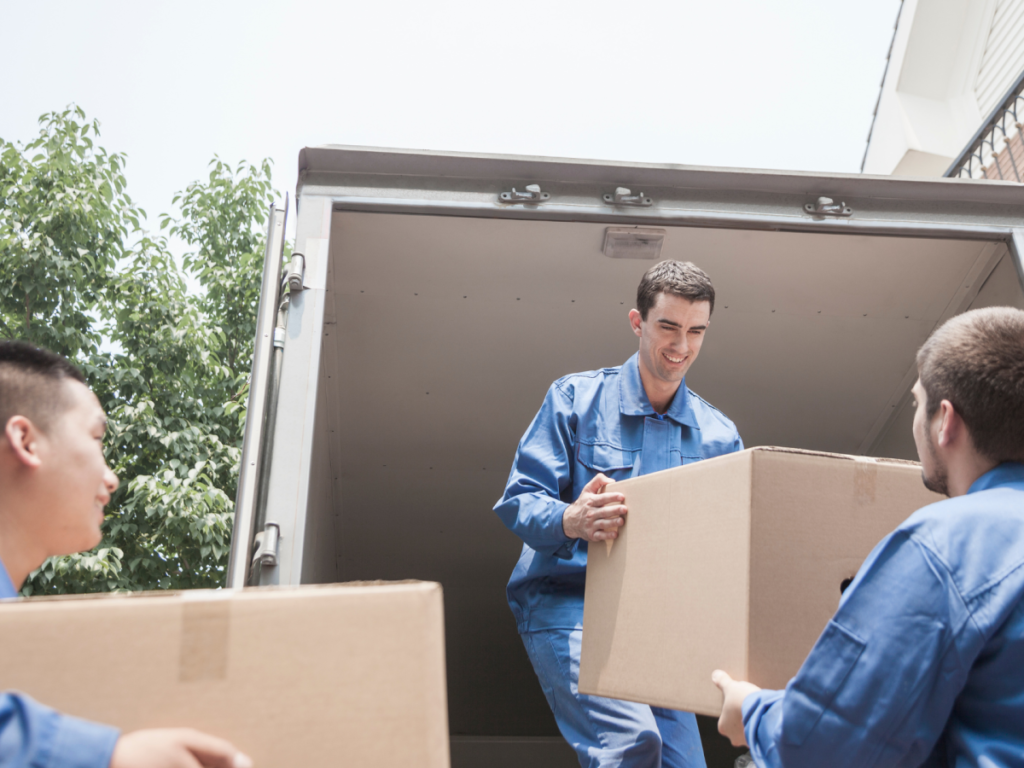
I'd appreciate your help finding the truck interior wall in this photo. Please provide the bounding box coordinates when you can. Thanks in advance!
[297,209,1019,767]
[869,247,1024,460]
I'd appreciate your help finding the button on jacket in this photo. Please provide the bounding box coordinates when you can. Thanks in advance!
[0,561,119,767]
[743,462,1024,768]
[494,352,743,633]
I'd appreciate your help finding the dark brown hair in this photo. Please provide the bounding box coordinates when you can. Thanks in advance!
[636,260,715,320]
[916,306,1024,463]
[0,341,86,434]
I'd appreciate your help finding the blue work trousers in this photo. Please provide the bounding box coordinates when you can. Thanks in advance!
[523,628,706,768]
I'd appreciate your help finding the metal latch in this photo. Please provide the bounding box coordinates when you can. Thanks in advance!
[285,253,305,291]
[603,187,653,207]
[499,184,550,204]
[250,522,281,580]
[803,197,852,217]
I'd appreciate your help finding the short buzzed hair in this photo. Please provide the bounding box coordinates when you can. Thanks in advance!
[916,307,1024,463]
[637,261,715,320]
[0,341,86,434]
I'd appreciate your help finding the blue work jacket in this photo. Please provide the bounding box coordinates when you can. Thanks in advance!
[743,462,1024,768]
[0,560,119,767]
[494,352,743,633]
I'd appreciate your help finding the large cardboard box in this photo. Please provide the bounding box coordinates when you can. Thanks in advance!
[578,447,942,716]
[0,582,449,767]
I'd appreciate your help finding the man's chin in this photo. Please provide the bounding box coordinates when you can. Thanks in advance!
[922,470,950,497]
[57,530,103,557]
[656,365,687,383]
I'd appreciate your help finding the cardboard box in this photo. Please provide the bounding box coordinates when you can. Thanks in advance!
[0,582,449,767]
[578,447,942,716]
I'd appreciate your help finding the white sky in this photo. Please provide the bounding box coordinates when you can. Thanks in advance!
[2,0,901,244]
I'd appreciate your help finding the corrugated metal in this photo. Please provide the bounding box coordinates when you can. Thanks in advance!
[976,0,1024,116]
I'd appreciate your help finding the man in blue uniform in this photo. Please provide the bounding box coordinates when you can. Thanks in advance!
[0,341,250,768]
[495,261,743,768]
[713,306,1024,768]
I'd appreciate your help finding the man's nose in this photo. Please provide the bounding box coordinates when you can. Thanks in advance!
[104,467,119,494]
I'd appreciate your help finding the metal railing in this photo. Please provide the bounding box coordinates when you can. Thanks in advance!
[945,68,1024,181]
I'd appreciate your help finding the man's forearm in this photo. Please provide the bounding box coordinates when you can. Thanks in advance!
[494,491,576,557]
[0,692,120,768]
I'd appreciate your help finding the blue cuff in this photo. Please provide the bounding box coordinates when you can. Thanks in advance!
[742,688,785,768]
[45,712,120,768]
[552,536,577,561]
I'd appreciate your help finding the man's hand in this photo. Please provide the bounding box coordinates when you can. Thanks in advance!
[561,473,628,542]
[712,670,760,748]
[110,728,252,768]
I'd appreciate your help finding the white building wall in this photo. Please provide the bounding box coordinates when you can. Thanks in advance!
[976,0,1024,115]
[862,0,1024,177]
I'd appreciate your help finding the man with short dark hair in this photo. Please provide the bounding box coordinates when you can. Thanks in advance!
[0,341,251,768]
[495,261,743,768]
[713,306,1024,768]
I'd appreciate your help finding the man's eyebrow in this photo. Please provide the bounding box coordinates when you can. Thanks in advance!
[655,318,683,328]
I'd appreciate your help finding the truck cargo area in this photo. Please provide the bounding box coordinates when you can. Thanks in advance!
[234,147,1024,768]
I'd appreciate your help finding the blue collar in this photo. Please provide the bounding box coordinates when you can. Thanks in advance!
[619,353,699,429]
[0,558,17,599]
[968,462,1024,495]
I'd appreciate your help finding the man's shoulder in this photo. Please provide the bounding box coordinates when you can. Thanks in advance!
[687,388,739,434]
[552,365,623,397]
[901,484,1024,600]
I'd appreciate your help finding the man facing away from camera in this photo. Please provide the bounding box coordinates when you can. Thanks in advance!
[495,260,744,768]
[714,306,1024,768]
[0,341,251,768]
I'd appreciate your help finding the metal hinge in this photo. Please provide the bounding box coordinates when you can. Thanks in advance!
[285,253,305,291]
[249,522,281,581]
[803,197,853,217]
[499,184,550,204]
[603,187,653,207]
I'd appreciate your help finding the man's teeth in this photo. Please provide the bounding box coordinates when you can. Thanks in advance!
[664,353,684,363]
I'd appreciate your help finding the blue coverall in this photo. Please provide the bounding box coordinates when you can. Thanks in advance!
[495,353,743,768]
[743,462,1024,768]
[0,561,119,767]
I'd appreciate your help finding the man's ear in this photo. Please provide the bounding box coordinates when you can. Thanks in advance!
[3,416,43,469]
[629,309,643,339]
[935,400,961,448]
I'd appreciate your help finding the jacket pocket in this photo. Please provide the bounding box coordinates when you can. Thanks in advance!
[782,620,866,746]
[576,441,637,478]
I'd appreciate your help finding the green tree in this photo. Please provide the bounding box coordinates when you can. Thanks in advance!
[0,106,276,593]
[0,105,139,359]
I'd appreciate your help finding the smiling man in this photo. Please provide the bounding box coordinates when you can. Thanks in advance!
[713,306,1024,768]
[0,341,250,768]
[495,260,743,768]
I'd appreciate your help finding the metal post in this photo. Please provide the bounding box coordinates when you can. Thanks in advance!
[1008,230,1024,295]
[225,197,288,588]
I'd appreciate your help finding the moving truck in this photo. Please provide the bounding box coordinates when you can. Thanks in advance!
[225,146,1024,768]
